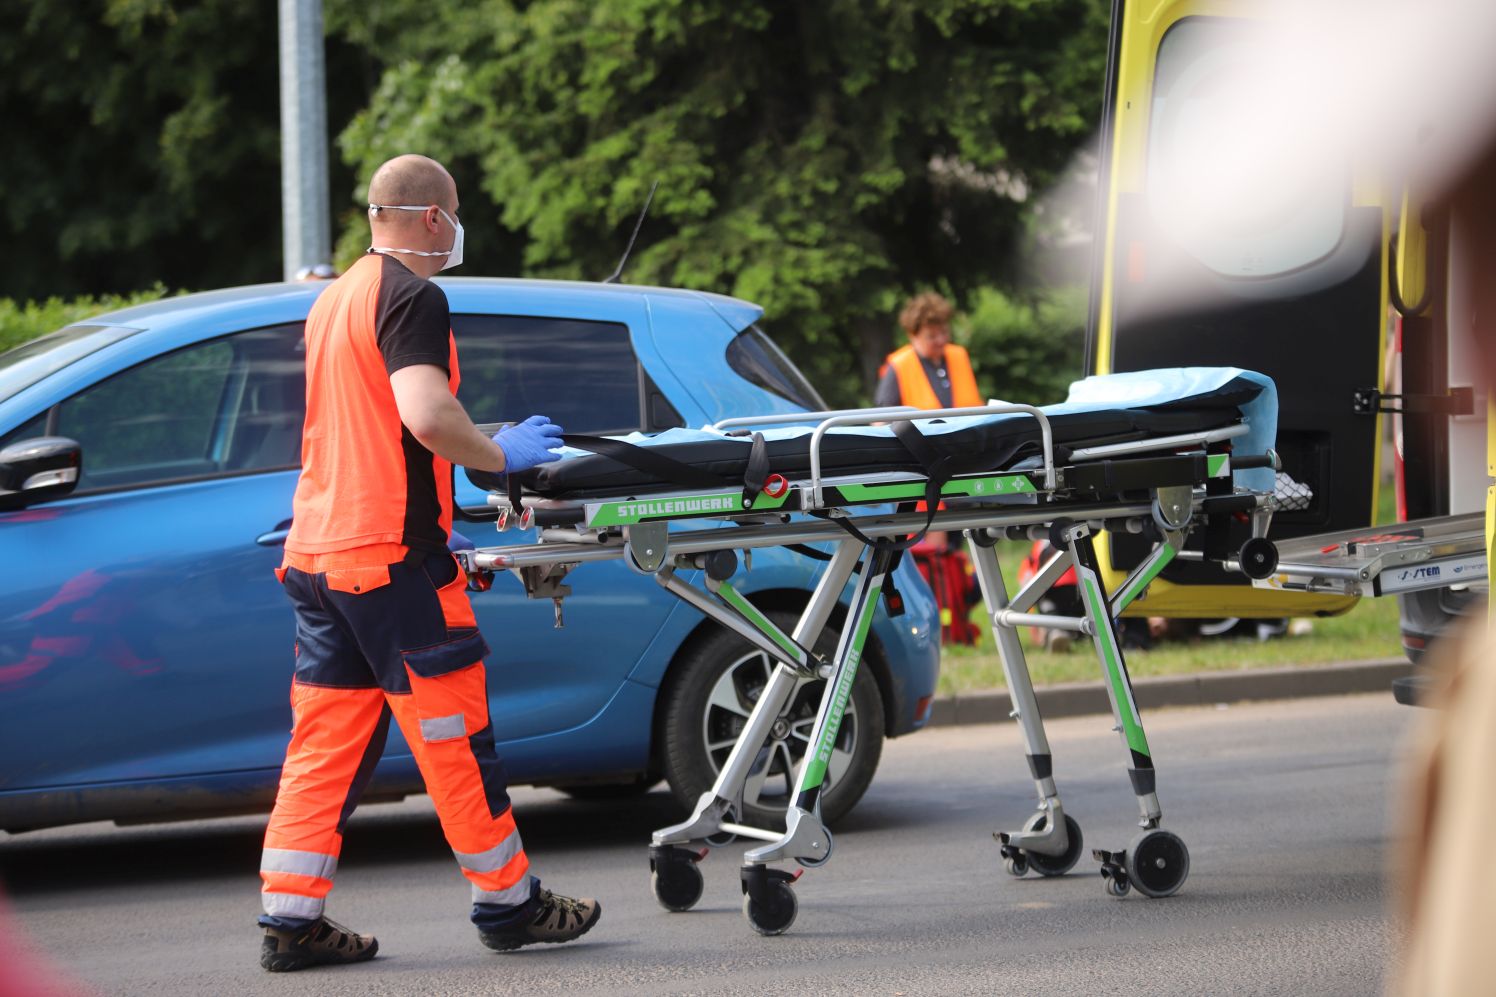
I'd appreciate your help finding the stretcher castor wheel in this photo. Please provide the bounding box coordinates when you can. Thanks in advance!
[1003,853,1029,878]
[1020,812,1085,877]
[1125,828,1190,898]
[741,865,799,936]
[1237,537,1279,580]
[1093,848,1130,898]
[649,844,707,912]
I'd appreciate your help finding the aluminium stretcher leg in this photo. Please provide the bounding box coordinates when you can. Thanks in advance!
[738,544,896,935]
[648,540,861,914]
[1061,521,1191,899]
[966,533,1088,879]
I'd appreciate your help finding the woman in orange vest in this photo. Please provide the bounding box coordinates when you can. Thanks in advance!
[876,293,984,633]
[874,291,983,410]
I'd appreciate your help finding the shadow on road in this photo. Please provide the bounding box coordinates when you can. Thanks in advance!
[0,788,689,897]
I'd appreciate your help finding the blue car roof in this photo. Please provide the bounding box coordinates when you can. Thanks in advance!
[89,277,764,334]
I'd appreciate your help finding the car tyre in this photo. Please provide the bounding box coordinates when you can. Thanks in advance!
[660,610,885,830]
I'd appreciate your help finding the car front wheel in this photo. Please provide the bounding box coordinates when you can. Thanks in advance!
[659,611,885,829]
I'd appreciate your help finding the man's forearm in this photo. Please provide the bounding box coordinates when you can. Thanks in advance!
[408,392,508,471]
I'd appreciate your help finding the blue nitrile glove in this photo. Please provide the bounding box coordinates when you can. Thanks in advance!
[492,415,565,474]
[447,529,475,553]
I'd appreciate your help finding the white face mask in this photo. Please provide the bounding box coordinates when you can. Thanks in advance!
[368,203,464,271]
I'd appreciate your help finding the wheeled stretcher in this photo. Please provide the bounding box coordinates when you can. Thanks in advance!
[458,368,1285,934]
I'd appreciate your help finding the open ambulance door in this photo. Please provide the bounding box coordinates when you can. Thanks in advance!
[1389,178,1489,660]
[1088,0,1390,618]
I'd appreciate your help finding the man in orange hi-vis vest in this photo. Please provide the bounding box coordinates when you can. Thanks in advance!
[873,292,983,411]
[256,155,599,972]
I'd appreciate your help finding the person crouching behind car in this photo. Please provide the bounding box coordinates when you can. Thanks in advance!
[256,153,600,972]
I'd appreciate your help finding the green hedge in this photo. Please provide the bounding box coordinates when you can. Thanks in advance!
[0,287,175,355]
[961,285,1088,406]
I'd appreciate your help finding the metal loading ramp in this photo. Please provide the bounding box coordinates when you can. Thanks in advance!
[1253,512,1488,598]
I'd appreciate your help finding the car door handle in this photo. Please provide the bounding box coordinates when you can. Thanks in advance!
[256,518,293,546]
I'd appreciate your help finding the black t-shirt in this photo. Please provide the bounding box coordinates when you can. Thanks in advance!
[372,253,452,376]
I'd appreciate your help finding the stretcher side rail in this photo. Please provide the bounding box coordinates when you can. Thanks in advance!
[492,439,1249,537]
[464,499,1165,574]
[804,403,1057,504]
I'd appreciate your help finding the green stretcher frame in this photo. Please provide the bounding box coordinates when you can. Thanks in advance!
[462,404,1270,931]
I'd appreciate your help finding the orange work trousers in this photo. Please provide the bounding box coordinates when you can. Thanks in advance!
[259,548,532,926]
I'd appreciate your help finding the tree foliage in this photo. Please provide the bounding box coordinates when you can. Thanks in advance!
[961,285,1087,406]
[1,1,1109,406]
[333,0,1108,403]
[0,0,371,300]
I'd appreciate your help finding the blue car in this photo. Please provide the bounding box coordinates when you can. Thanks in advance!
[0,279,940,833]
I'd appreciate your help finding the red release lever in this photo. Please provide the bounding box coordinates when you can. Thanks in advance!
[762,474,789,499]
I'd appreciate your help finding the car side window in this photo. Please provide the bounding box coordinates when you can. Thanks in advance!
[0,412,48,451]
[52,323,306,493]
[451,315,643,434]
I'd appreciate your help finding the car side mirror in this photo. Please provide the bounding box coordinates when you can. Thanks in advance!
[0,436,83,511]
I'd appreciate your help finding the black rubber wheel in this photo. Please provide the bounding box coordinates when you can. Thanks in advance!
[1125,829,1190,898]
[651,859,705,913]
[1237,537,1279,580]
[556,775,659,801]
[1021,812,1085,877]
[660,611,885,830]
[743,881,798,936]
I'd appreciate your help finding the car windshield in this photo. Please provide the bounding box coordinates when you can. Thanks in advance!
[725,324,826,411]
[0,325,143,405]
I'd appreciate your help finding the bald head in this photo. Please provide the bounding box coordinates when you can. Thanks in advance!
[368,154,456,212]
[366,155,462,277]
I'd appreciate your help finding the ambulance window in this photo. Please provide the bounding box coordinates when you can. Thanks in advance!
[1146,16,1349,278]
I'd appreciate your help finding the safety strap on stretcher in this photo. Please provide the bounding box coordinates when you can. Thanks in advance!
[477,430,774,516]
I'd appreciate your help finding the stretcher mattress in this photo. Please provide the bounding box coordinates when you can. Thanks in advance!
[480,368,1278,500]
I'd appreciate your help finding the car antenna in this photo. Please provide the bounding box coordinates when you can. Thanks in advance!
[602,180,659,284]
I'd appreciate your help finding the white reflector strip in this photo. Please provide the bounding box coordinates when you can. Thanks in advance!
[473,877,532,907]
[262,891,325,920]
[419,713,467,742]
[453,834,524,874]
[261,847,338,881]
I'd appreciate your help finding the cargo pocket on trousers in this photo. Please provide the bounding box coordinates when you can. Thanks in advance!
[324,565,392,595]
[402,630,492,743]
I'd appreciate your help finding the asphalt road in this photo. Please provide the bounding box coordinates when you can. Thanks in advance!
[3,693,1412,996]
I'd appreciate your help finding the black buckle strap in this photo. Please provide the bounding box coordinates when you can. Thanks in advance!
[741,432,769,506]
[559,434,722,489]
[819,420,986,552]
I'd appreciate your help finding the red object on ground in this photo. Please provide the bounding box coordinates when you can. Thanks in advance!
[911,542,981,645]
[1017,540,1079,646]
[0,890,87,996]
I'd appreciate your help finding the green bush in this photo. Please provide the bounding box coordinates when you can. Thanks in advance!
[960,285,1087,406]
[0,286,175,355]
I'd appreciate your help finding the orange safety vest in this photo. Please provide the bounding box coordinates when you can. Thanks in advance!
[886,343,983,410]
[285,253,460,561]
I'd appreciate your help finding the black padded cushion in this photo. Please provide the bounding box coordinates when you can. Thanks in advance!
[478,375,1263,499]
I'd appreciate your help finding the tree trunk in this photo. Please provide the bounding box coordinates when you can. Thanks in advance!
[853,315,895,402]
